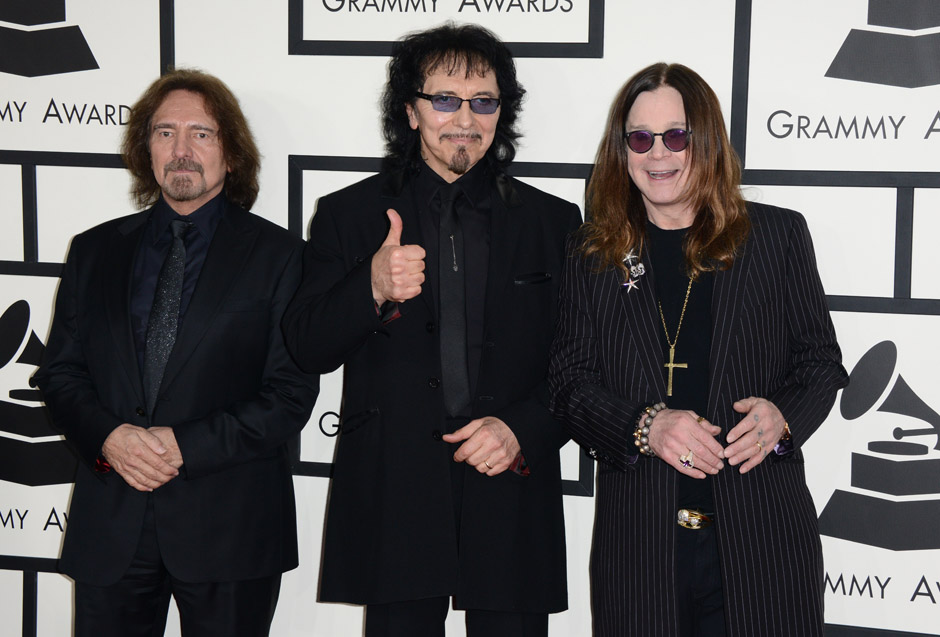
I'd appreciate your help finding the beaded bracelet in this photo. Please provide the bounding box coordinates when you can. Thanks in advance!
[633,402,667,457]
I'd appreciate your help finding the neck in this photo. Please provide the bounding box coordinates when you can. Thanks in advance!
[646,205,695,230]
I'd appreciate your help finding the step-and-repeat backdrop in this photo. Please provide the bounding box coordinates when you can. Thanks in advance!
[2,1,939,635]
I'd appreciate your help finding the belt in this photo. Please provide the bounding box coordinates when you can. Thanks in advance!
[677,508,714,530]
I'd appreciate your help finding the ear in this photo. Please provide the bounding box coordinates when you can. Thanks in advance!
[406,103,418,131]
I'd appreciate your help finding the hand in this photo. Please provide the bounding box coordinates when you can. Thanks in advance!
[148,426,184,470]
[101,423,179,492]
[371,209,426,304]
[646,409,724,478]
[725,397,786,473]
[443,416,521,476]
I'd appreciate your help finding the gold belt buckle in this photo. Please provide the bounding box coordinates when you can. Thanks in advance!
[677,508,713,530]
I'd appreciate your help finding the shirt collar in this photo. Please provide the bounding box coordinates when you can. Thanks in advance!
[415,158,491,210]
[149,191,225,244]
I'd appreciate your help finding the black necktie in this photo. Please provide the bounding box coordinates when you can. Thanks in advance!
[143,218,191,416]
[438,185,471,417]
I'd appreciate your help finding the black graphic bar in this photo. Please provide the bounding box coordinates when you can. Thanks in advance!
[160,0,175,74]
[894,188,914,300]
[742,170,940,189]
[22,571,36,637]
[730,0,753,165]
[21,165,38,264]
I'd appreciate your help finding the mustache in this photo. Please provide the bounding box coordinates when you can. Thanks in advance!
[164,159,204,175]
[440,132,482,142]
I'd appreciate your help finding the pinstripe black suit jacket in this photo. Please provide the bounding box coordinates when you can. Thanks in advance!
[549,203,848,637]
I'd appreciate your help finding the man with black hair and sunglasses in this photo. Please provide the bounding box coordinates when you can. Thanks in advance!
[284,22,580,637]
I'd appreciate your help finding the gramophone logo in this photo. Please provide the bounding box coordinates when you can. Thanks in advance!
[818,340,940,550]
[0,300,78,486]
[826,0,940,87]
[0,0,98,77]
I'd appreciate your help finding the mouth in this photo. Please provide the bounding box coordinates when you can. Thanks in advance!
[165,160,203,176]
[647,170,678,180]
[441,133,481,145]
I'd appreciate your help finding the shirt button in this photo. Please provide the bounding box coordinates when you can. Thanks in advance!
[428,377,440,388]
[432,430,443,441]
[136,406,146,417]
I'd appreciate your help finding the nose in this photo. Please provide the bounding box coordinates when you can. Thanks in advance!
[453,100,474,127]
[172,134,192,158]
[648,136,671,159]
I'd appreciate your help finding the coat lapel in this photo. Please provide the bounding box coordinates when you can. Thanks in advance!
[157,203,257,399]
[617,251,666,399]
[706,240,751,418]
[104,212,149,405]
[482,174,523,330]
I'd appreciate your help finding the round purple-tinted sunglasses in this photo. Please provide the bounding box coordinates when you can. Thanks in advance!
[624,128,692,153]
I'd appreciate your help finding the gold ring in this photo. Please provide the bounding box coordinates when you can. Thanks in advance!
[756,441,763,452]
[484,460,493,469]
[696,416,705,423]
[679,451,694,469]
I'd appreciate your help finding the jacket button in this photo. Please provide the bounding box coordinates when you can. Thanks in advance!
[136,406,146,417]
[426,321,435,332]
[432,429,443,441]
[428,377,440,388]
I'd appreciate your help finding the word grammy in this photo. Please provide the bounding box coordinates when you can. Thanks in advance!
[767,110,940,140]
[322,0,438,10]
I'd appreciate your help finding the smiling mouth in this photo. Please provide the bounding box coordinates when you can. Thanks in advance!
[648,170,678,180]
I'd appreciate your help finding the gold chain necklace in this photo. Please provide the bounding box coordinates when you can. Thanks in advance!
[657,278,693,397]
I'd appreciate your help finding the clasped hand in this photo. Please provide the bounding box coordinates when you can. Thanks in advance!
[443,416,521,476]
[647,396,786,477]
[101,424,183,492]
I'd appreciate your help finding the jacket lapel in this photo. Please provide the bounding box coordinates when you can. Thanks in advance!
[104,212,149,406]
[706,241,751,417]
[617,251,666,398]
[156,203,257,399]
[482,173,523,330]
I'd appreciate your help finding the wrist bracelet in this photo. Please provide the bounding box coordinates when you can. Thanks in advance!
[633,402,666,457]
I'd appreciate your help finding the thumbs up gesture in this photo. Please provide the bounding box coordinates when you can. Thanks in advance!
[371,209,426,304]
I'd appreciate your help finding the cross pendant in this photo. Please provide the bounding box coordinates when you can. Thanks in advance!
[663,346,688,397]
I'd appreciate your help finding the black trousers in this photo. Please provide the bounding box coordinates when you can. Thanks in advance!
[675,523,726,637]
[365,597,549,637]
[73,497,282,637]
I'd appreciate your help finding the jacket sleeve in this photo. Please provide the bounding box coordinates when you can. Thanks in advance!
[282,198,386,375]
[766,211,848,450]
[548,239,645,471]
[32,233,125,469]
[172,239,320,479]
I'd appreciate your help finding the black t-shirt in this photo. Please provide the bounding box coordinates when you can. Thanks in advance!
[647,221,715,511]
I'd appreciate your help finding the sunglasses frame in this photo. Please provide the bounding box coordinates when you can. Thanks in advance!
[624,128,692,154]
[415,92,501,115]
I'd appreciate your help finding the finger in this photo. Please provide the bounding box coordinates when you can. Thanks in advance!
[401,245,426,262]
[382,209,403,247]
[737,444,769,474]
[725,413,758,443]
[139,429,167,455]
[442,419,483,444]
[733,397,758,413]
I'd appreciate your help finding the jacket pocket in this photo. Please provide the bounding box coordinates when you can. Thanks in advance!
[514,272,552,285]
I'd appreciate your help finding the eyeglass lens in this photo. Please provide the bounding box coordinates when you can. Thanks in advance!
[422,93,500,115]
[626,129,690,153]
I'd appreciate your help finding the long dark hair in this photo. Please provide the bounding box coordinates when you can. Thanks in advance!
[122,68,261,210]
[581,63,749,278]
[381,22,526,172]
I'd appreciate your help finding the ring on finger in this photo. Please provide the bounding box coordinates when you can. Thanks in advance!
[679,450,695,469]
[756,440,763,452]
[696,416,705,424]
[484,460,493,469]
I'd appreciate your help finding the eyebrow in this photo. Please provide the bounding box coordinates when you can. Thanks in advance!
[625,121,687,130]
[432,90,500,98]
[152,122,218,133]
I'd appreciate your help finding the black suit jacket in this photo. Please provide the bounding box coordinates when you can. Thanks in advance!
[283,168,581,612]
[549,204,849,637]
[34,199,319,585]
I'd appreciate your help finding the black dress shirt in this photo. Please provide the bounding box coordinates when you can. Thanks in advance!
[130,193,224,373]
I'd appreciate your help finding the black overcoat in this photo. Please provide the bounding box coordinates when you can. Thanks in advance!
[283,168,581,612]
